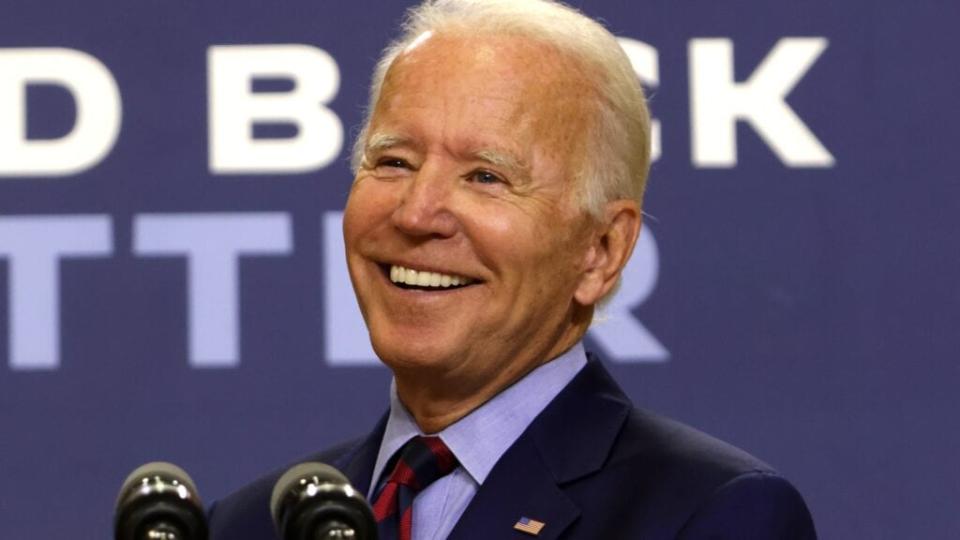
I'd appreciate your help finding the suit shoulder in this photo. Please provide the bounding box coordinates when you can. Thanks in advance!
[573,406,808,535]
[677,471,817,539]
[613,407,776,479]
[207,437,366,540]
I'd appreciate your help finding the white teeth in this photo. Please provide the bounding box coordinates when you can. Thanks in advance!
[389,265,475,288]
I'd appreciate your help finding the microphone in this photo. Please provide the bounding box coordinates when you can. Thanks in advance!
[271,462,377,540]
[115,462,208,540]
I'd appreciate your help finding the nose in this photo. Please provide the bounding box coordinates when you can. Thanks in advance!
[390,162,459,238]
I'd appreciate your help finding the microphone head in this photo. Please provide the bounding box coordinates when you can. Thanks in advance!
[271,462,377,540]
[114,461,208,540]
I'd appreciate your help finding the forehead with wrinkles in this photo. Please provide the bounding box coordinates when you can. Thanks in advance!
[368,32,599,179]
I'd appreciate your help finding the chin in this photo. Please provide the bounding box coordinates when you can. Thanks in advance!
[368,329,458,373]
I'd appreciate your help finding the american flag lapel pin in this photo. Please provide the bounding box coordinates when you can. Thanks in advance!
[513,516,546,536]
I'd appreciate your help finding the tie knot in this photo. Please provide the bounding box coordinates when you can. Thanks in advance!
[387,436,458,493]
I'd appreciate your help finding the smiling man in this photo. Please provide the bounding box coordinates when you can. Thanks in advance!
[209,1,816,539]
[343,29,629,435]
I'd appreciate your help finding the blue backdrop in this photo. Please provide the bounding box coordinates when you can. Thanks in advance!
[1,1,958,538]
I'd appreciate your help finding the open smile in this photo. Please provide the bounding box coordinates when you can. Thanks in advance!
[379,263,480,291]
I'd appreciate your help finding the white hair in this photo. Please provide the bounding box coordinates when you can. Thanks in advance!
[351,0,651,218]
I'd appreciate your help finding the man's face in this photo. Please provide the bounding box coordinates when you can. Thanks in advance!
[343,33,599,393]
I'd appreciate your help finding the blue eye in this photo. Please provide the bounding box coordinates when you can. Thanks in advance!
[377,157,409,169]
[472,170,501,184]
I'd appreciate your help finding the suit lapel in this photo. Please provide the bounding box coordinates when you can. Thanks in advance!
[329,412,388,497]
[449,358,632,539]
[449,434,579,539]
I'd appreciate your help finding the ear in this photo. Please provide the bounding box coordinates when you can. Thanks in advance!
[573,199,642,306]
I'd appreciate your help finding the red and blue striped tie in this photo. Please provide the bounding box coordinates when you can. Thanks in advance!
[371,436,458,540]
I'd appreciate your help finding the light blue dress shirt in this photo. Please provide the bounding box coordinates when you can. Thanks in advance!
[368,342,588,540]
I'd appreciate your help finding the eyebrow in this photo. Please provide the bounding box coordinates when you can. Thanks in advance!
[363,131,529,175]
[364,132,413,155]
[473,148,529,174]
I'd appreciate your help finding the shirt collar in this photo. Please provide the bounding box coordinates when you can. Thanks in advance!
[369,342,587,497]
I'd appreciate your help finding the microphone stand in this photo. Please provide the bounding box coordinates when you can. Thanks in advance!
[312,519,359,539]
[143,522,185,539]
[271,462,377,540]
[115,462,208,540]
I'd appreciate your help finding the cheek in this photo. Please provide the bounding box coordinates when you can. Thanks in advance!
[344,182,396,240]
[481,212,522,239]
[461,209,533,270]
[522,223,589,292]
[461,198,579,271]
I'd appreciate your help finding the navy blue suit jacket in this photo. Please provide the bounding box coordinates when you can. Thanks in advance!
[209,357,816,539]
